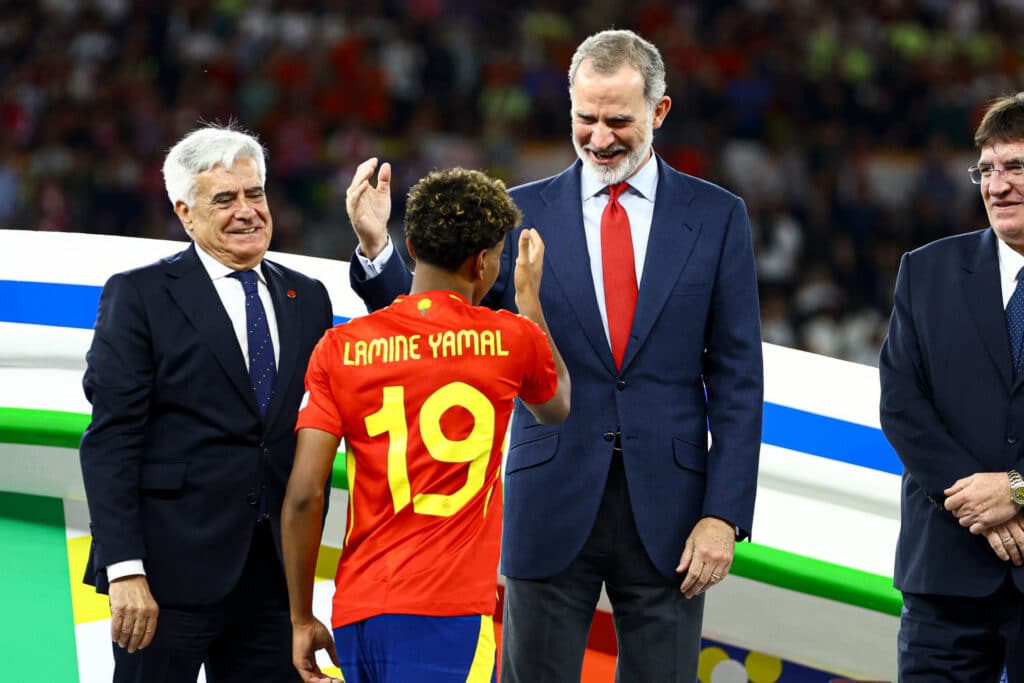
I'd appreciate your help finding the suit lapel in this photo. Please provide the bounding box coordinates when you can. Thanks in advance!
[538,163,619,373]
[963,228,1013,390]
[165,244,257,411]
[620,157,700,371]
[262,260,300,425]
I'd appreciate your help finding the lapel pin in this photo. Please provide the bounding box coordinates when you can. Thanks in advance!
[287,289,297,299]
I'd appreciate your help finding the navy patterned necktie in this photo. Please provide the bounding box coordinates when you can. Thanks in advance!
[229,270,277,418]
[1008,265,1024,376]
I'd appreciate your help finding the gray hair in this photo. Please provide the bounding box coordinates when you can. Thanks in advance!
[568,29,666,109]
[162,124,267,208]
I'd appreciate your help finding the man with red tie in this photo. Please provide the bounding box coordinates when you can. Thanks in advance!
[346,29,764,682]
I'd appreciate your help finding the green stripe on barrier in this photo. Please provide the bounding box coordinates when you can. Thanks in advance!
[0,491,79,680]
[0,406,351,487]
[0,405,902,616]
[732,541,902,615]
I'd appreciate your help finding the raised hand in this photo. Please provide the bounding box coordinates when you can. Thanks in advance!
[513,228,545,318]
[345,157,392,259]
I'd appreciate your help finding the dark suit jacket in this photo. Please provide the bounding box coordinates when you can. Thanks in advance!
[80,243,333,605]
[351,157,763,580]
[881,227,1024,596]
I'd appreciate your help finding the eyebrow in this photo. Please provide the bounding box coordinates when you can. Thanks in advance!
[979,158,1024,166]
[573,110,635,123]
[208,186,264,203]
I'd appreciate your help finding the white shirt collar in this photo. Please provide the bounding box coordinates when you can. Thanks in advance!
[997,235,1024,284]
[193,242,266,284]
[580,151,658,202]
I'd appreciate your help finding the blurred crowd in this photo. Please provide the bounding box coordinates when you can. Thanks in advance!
[4,0,1023,364]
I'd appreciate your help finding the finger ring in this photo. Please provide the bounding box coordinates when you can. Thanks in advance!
[1004,536,1014,544]
[711,573,721,580]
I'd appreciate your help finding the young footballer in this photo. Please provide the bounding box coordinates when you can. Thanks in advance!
[281,167,570,683]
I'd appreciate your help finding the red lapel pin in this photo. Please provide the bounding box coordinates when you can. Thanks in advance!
[287,289,297,299]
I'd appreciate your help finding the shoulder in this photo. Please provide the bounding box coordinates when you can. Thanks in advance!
[103,246,192,289]
[906,228,987,264]
[657,159,744,208]
[509,163,578,199]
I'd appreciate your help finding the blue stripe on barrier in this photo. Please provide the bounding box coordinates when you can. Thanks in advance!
[0,280,902,474]
[0,280,349,329]
[762,402,902,475]
[1,280,101,329]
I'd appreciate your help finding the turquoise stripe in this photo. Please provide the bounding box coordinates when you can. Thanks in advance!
[0,491,78,681]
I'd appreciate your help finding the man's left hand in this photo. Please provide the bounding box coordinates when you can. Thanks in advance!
[676,517,735,599]
[944,472,1020,533]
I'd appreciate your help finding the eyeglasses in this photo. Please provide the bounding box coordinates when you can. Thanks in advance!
[968,163,1024,184]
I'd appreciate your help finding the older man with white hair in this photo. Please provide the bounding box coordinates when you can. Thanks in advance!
[80,123,334,682]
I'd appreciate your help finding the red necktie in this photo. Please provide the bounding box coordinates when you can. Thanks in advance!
[601,182,638,369]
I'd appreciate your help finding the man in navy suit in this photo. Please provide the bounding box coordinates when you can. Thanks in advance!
[344,29,763,682]
[880,93,1024,680]
[79,124,334,682]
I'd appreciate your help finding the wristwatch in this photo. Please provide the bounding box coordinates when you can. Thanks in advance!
[1009,469,1024,505]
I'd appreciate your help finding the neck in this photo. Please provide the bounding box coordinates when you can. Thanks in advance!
[410,262,475,301]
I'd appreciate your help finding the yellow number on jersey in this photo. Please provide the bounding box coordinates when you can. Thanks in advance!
[365,382,495,517]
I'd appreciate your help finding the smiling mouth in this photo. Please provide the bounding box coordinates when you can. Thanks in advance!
[230,226,262,235]
[592,148,625,159]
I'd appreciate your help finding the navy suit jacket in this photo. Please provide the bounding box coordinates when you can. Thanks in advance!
[352,157,763,580]
[80,243,333,605]
[881,227,1024,596]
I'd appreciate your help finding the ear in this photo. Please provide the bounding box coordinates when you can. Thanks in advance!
[651,96,672,130]
[405,237,418,261]
[173,200,193,233]
[472,249,488,282]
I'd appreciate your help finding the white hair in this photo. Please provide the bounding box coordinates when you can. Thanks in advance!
[162,125,267,208]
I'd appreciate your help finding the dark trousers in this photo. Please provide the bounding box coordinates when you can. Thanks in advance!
[899,577,1024,682]
[501,453,704,683]
[112,521,299,683]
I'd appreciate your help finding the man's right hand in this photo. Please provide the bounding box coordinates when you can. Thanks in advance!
[345,157,392,259]
[109,575,159,653]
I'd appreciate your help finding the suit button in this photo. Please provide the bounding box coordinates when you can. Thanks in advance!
[1009,436,1019,445]
[603,432,615,442]
[247,493,258,505]
[616,379,627,391]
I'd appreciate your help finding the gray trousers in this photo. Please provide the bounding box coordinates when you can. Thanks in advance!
[500,453,705,682]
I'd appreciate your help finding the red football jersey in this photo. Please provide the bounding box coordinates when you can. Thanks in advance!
[296,291,558,628]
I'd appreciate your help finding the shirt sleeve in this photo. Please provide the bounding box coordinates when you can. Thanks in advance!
[295,336,345,438]
[354,238,395,278]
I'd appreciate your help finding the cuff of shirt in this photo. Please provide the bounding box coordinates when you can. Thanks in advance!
[107,559,146,582]
[355,238,394,278]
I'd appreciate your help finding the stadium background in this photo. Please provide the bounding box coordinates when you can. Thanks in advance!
[5,0,1023,367]
[3,0,1022,680]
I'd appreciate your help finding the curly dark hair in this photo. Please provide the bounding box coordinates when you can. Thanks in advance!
[404,167,522,271]
[975,92,1024,147]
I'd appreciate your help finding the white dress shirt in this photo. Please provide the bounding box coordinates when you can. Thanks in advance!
[580,154,658,345]
[998,236,1024,309]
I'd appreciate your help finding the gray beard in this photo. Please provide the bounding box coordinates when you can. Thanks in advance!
[572,127,653,185]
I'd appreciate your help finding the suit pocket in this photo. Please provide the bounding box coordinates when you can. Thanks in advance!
[140,462,187,491]
[506,430,558,474]
[673,437,707,474]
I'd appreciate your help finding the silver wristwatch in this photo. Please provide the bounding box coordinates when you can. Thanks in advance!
[1009,469,1024,505]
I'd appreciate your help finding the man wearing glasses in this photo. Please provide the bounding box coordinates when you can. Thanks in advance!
[880,92,1024,680]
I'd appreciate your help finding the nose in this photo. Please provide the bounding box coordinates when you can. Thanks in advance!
[590,123,615,150]
[234,197,256,217]
[988,171,1012,195]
